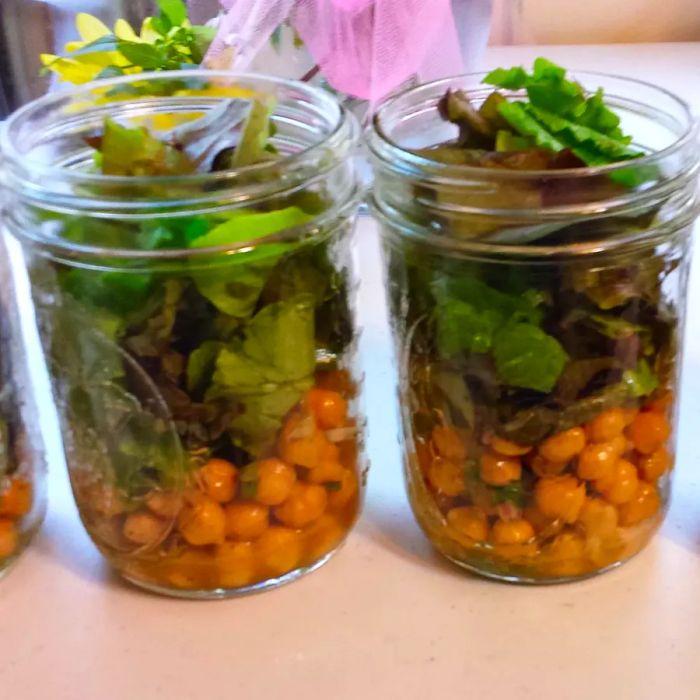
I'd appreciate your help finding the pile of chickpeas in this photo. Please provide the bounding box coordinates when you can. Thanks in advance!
[0,475,32,567]
[74,376,360,592]
[417,398,672,579]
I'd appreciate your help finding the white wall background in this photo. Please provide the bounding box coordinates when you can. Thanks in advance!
[491,0,700,44]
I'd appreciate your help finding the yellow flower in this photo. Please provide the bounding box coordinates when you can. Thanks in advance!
[41,13,145,84]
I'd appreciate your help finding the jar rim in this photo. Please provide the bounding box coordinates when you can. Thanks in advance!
[369,69,697,182]
[0,70,351,190]
[1,70,361,260]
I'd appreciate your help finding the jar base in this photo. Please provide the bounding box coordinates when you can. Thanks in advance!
[118,546,339,600]
[440,548,641,585]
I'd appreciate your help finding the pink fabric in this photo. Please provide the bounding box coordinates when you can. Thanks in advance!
[204,0,469,104]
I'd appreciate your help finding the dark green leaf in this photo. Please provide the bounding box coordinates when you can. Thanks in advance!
[117,40,168,70]
[187,341,224,394]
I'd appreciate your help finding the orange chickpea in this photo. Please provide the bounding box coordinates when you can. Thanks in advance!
[306,388,348,429]
[490,518,535,545]
[0,477,32,519]
[628,411,671,455]
[578,497,618,539]
[307,460,345,486]
[446,506,488,542]
[487,434,532,457]
[428,456,465,496]
[646,392,673,415]
[534,475,586,523]
[609,434,631,457]
[587,408,626,443]
[576,442,618,481]
[145,490,182,518]
[255,459,297,506]
[216,541,256,588]
[539,427,586,464]
[432,425,467,460]
[256,527,303,576]
[198,459,237,503]
[274,483,328,529]
[595,458,639,505]
[306,514,346,561]
[328,469,359,510]
[543,531,587,577]
[165,549,212,590]
[279,413,331,469]
[224,502,269,541]
[123,511,168,546]
[618,482,661,526]
[638,447,672,482]
[621,407,639,427]
[522,505,554,534]
[0,519,18,559]
[480,452,521,487]
[177,496,226,546]
[528,454,568,477]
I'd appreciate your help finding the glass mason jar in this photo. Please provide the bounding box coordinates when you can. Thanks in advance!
[0,232,48,578]
[368,73,699,582]
[1,70,364,597]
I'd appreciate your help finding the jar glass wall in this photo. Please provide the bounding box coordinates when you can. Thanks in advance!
[0,235,48,577]
[1,71,364,597]
[369,72,699,582]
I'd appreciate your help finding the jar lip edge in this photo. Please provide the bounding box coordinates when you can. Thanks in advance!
[368,69,698,181]
[370,193,697,258]
[9,191,363,261]
[0,69,356,190]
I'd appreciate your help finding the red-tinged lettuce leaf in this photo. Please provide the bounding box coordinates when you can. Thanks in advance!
[97,118,196,176]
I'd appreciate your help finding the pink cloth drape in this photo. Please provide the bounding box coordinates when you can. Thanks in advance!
[205,0,470,104]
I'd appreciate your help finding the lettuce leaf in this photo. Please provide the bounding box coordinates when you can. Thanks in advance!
[189,207,313,317]
[97,118,196,176]
[485,57,643,167]
[492,322,569,393]
[206,295,316,454]
[623,359,659,398]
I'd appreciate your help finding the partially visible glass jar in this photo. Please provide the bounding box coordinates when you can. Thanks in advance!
[368,72,699,582]
[0,228,48,577]
[1,71,364,597]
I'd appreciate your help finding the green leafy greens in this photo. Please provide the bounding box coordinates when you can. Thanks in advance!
[483,57,642,166]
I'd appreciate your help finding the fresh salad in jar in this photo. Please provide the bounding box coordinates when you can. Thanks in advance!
[374,59,696,581]
[4,73,362,595]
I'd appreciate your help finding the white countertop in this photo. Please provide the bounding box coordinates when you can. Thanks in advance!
[3,43,700,700]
